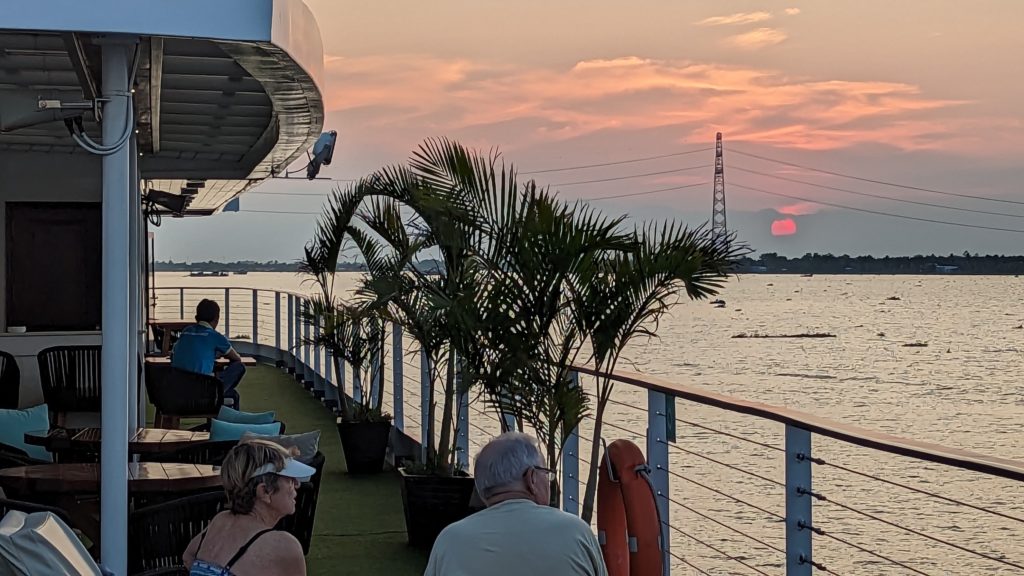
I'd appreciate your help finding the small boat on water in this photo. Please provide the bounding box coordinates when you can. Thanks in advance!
[188,270,229,277]
[234,270,249,275]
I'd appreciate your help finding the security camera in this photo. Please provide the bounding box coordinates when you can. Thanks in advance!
[306,130,338,180]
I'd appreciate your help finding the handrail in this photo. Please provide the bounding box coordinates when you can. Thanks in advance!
[157,285,310,299]
[573,365,1024,482]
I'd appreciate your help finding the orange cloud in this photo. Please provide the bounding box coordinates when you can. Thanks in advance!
[785,8,801,16]
[319,53,989,155]
[724,27,789,49]
[777,203,818,216]
[696,11,773,27]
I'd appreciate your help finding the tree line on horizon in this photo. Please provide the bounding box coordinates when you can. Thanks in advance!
[740,251,1024,274]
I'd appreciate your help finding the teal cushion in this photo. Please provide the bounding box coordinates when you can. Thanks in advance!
[217,406,276,425]
[209,419,282,441]
[0,404,51,462]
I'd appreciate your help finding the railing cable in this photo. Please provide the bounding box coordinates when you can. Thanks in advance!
[818,458,1024,525]
[661,440,785,488]
[667,550,711,576]
[662,522,772,576]
[677,419,784,453]
[817,492,1024,570]
[665,468,784,521]
[817,529,934,576]
[659,493,785,555]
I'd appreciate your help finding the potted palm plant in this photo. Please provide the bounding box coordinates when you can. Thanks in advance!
[300,190,393,474]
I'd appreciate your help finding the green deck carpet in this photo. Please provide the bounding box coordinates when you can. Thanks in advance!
[151,364,428,575]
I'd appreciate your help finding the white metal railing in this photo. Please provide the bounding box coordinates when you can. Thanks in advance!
[155,286,1024,575]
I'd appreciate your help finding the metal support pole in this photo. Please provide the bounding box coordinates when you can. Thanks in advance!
[352,324,362,401]
[223,288,231,338]
[99,38,134,576]
[392,324,404,432]
[561,371,581,515]
[786,425,813,576]
[420,351,430,462]
[455,357,469,470]
[251,289,259,346]
[178,287,184,319]
[646,390,671,575]
[128,134,140,431]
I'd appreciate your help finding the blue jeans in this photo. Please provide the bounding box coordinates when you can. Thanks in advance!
[218,361,246,409]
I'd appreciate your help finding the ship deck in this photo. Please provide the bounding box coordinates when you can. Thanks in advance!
[209,364,428,575]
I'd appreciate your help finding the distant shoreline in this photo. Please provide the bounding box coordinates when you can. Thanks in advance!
[156,252,1024,275]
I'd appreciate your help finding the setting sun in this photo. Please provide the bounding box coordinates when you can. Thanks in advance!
[770,218,797,236]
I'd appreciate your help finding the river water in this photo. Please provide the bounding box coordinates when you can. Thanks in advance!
[156,272,1024,574]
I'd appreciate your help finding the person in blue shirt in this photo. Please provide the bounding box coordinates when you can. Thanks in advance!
[171,299,245,408]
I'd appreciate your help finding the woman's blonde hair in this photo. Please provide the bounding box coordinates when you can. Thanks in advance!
[221,439,297,514]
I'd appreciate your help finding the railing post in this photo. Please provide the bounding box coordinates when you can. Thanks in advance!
[786,425,813,576]
[223,288,231,338]
[274,292,281,351]
[251,289,258,346]
[370,320,381,409]
[420,350,430,462]
[287,295,294,365]
[178,287,184,318]
[392,324,404,432]
[561,371,581,515]
[313,318,323,395]
[302,300,311,383]
[647,390,671,575]
[352,323,362,403]
[456,357,469,470]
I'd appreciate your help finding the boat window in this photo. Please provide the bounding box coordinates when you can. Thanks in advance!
[6,202,102,332]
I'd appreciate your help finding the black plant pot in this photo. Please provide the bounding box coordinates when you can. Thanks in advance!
[337,421,392,474]
[399,468,478,548]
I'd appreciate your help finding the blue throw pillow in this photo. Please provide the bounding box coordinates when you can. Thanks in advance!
[0,403,52,462]
[217,406,276,425]
[209,419,282,442]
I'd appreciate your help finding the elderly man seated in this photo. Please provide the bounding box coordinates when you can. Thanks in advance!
[425,432,607,576]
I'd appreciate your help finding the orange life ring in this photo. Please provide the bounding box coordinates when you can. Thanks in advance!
[596,439,664,576]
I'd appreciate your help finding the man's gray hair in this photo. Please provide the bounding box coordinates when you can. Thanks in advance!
[474,432,544,499]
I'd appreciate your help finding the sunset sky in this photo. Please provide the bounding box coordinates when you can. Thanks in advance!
[159,1,1024,260]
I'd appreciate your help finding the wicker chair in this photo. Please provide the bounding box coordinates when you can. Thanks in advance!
[128,490,225,576]
[0,497,72,525]
[37,346,102,427]
[0,441,48,468]
[275,451,325,555]
[146,366,224,429]
[0,350,20,410]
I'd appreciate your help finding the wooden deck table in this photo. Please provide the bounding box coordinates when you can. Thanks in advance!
[25,428,211,456]
[144,355,258,370]
[0,462,222,551]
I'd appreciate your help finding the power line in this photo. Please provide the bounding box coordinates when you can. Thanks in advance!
[238,209,322,215]
[240,182,711,209]
[521,147,713,175]
[585,181,710,201]
[550,164,712,187]
[731,165,1024,219]
[729,148,1024,207]
[731,182,1024,234]
[247,191,332,197]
